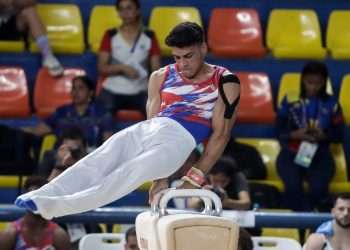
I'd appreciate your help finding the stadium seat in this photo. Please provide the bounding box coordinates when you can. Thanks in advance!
[0,67,30,118]
[0,41,25,53]
[96,77,145,122]
[208,8,265,58]
[39,134,57,162]
[339,74,350,125]
[327,11,350,59]
[149,7,202,56]
[267,9,326,59]
[88,5,122,53]
[79,233,125,250]
[235,72,275,124]
[277,73,333,106]
[29,4,84,54]
[252,236,302,250]
[329,144,350,193]
[237,138,283,191]
[34,68,85,118]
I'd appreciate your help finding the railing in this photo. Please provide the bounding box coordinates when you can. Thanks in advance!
[0,205,332,229]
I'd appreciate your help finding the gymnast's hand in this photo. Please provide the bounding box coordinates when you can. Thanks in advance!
[148,178,169,204]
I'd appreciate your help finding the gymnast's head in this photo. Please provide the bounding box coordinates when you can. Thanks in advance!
[166,22,207,79]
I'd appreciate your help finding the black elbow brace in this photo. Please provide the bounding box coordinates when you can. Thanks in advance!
[218,73,240,119]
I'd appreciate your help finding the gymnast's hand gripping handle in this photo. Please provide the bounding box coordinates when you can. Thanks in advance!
[151,188,223,217]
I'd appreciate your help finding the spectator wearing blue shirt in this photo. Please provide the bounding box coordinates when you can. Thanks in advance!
[276,61,345,211]
[23,76,114,149]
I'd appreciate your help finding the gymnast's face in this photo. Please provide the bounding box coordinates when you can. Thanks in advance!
[332,198,350,228]
[172,43,207,79]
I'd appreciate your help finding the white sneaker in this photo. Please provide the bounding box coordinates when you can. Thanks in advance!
[43,55,64,76]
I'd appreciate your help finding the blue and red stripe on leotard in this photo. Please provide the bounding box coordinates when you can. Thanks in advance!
[157,63,229,144]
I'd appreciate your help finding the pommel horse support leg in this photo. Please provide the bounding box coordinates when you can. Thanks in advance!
[136,189,240,250]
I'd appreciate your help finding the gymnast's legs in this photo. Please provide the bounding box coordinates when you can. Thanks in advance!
[15,117,196,219]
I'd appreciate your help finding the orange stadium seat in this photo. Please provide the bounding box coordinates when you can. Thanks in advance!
[29,4,84,54]
[88,5,122,53]
[327,11,350,59]
[96,77,145,122]
[149,6,202,56]
[208,8,265,58]
[267,9,326,59]
[235,72,275,124]
[34,68,85,118]
[0,67,30,117]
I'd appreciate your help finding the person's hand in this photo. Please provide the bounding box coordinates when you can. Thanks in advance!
[121,65,139,79]
[308,128,326,142]
[148,178,169,204]
[290,128,315,142]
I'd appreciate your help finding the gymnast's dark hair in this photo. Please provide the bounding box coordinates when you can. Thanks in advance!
[300,61,328,100]
[165,22,204,48]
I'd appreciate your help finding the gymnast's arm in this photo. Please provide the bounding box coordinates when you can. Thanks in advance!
[146,67,170,202]
[304,233,328,250]
[146,67,166,119]
[195,80,240,175]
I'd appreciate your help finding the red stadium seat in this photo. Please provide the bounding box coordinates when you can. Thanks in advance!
[96,77,145,122]
[208,8,266,58]
[0,67,30,117]
[235,72,275,124]
[34,68,85,118]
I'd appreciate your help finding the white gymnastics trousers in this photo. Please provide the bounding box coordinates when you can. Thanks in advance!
[18,117,196,219]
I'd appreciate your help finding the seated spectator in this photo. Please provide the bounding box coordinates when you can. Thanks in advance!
[125,226,139,250]
[0,0,63,76]
[223,137,266,180]
[276,61,345,211]
[22,76,114,150]
[304,193,350,250]
[0,176,70,250]
[188,157,251,210]
[97,0,161,115]
[36,127,87,178]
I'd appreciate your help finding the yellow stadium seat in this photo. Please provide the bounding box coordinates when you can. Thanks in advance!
[88,5,122,53]
[149,7,202,56]
[277,73,333,106]
[0,222,9,232]
[0,175,21,188]
[267,9,326,59]
[39,134,57,162]
[29,4,84,54]
[327,11,350,59]
[0,41,25,53]
[340,74,350,125]
[329,144,350,193]
[237,138,284,191]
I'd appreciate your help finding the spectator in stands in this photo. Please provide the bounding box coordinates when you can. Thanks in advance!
[189,157,251,210]
[276,61,345,211]
[125,226,139,250]
[36,127,87,178]
[0,176,70,250]
[238,228,253,250]
[304,193,350,250]
[223,137,266,180]
[0,0,63,76]
[22,76,114,150]
[97,0,161,116]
